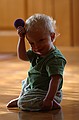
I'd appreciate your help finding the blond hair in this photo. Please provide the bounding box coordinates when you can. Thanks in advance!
[25,14,60,41]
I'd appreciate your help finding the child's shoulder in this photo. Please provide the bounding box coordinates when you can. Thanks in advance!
[46,46,65,59]
[52,47,65,58]
[44,46,67,65]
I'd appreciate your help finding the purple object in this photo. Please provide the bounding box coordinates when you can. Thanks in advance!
[14,18,25,29]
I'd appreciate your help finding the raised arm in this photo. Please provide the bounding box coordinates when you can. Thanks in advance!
[17,26,29,61]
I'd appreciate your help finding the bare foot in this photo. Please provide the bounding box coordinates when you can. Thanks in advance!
[52,100,61,110]
[6,98,19,108]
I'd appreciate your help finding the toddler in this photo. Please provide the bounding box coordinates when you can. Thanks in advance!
[7,14,66,111]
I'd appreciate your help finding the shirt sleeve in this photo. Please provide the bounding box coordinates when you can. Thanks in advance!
[46,57,66,77]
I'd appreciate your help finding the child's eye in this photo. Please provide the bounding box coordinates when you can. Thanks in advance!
[39,39,44,42]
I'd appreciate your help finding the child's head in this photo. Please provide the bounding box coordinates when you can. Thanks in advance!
[25,14,59,41]
[25,14,59,56]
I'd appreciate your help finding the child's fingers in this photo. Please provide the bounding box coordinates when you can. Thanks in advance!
[17,27,26,37]
[17,27,25,33]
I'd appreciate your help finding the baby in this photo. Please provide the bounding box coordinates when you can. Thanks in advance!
[7,14,66,111]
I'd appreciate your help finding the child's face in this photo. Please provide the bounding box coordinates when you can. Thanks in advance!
[26,30,54,56]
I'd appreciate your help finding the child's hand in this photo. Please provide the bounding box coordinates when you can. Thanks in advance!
[41,99,52,111]
[17,26,26,38]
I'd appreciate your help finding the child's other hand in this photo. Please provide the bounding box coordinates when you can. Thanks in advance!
[41,99,52,111]
[17,26,26,38]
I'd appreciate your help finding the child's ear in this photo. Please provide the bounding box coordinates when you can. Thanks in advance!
[50,32,55,41]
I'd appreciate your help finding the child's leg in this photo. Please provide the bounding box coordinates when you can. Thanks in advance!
[18,89,47,111]
[7,89,24,108]
[7,79,27,108]
[6,98,19,107]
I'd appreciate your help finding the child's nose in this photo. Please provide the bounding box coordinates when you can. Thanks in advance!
[34,44,40,52]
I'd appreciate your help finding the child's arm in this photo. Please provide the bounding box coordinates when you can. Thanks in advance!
[41,75,61,110]
[17,26,29,61]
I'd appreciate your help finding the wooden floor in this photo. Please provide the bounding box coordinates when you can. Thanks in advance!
[0,47,79,120]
